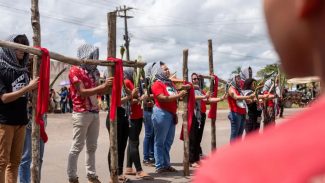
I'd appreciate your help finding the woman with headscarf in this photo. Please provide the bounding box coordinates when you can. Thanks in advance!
[0,34,39,183]
[142,62,156,167]
[123,68,152,180]
[262,79,276,127]
[189,73,225,168]
[67,44,113,183]
[150,62,187,173]
[227,74,254,141]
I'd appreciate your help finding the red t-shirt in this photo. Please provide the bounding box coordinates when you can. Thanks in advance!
[152,81,178,114]
[263,91,275,107]
[227,87,246,115]
[124,79,143,119]
[69,66,99,112]
[194,95,325,183]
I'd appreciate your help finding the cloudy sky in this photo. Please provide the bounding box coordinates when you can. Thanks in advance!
[0,0,278,80]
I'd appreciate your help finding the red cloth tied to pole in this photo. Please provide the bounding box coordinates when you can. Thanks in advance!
[107,57,123,121]
[35,47,50,143]
[180,82,195,140]
[208,75,219,119]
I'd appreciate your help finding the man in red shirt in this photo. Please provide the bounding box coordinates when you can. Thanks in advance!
[194,0,325,182]
[67,44,113,183]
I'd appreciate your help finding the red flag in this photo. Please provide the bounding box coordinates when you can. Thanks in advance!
[35,47,50,143]
[107,57,123,121]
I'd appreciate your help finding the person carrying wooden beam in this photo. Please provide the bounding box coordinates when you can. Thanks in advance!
[0,34,39,183]
[67,44,113,183]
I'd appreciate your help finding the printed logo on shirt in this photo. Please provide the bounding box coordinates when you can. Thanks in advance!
[166,86,177,96]
[12,74,26,92]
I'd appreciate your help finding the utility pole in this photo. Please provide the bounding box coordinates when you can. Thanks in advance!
[117,5,133,61]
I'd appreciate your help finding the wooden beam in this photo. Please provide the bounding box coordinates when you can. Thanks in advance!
[107,11,118,183]
[31,0,41,182]
[0,40,146,68]
[182,49,190,176]
[198,74,227,84]
[208,39,217,151]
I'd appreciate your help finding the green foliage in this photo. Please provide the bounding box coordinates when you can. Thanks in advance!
[231,66,242,75]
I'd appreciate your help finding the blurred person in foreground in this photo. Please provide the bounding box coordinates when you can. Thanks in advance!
[194,0,325,182]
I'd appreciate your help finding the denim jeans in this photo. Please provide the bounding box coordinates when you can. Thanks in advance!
[18,127,45,183]
[143,111,154,161]
[152,107,175,170]
[228,111,245,141]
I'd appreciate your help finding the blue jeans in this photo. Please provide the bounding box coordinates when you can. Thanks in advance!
[18,127,45,183]
[143,111,154,161]
[228,112,245,141]
[152,107,175,170]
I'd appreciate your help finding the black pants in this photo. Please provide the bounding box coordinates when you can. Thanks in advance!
[126,118,143,172]
[197,113,206,156]
[107,107,129,175]
[245,114,260,134]
[189,114,200,164]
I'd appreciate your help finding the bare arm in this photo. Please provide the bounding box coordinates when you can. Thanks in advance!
[228,87,253,100]
[156,90,187,102]
[1,77,39,104]
[75,77,113,97]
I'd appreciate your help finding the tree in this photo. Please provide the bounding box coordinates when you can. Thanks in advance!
[231,66,242,75]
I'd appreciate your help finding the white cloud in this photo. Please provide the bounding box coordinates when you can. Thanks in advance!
[0,0,279,81]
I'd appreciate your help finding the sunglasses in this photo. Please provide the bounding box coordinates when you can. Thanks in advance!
[192,78,198,81]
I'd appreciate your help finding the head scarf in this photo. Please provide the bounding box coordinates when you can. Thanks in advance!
[262,79,273,93]
[0,34,30,86]
[240,67,252,81]
[150,61,172,84]
[228,73,241,91]
[0,34,30,72]
[77,44,100,82]
[145,62,156,79]
[123,68,134,82]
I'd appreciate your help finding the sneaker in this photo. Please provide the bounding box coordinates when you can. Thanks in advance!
[68,177,79,183]
[87,174,101,183]
[143,159,155,167]
[155,168,167,174]
[165,166,177,172]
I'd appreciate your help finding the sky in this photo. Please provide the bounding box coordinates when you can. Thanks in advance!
[0,0,279,80]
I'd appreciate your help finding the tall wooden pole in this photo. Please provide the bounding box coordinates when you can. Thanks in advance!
[107,11,118,183]
[182,49,190,176]
[31,0,41,182]
[208,39,217,151]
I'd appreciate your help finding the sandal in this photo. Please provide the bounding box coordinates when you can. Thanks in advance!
[118,175,129,183]
[165,166,177,172]
[124,168,136,176]
[136,171,153,180]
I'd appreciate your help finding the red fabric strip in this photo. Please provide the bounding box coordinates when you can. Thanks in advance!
[107,57,123,121]
[35,47,50,143]
[208,75,219,119]
[180,82,195,140]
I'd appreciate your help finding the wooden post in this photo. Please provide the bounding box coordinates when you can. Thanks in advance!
[107,11,118,183]
[182,49,190,176]
[31,0,41,182]
[208,39,217,151]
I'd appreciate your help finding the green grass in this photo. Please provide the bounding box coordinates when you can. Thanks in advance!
[205,100,229,110]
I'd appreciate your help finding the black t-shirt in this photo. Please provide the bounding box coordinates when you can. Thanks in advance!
[0,70,28,125]
[247,102,262,117]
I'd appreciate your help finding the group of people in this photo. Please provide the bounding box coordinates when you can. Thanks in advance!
[0,34,287,183]
[49,87,73,113]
